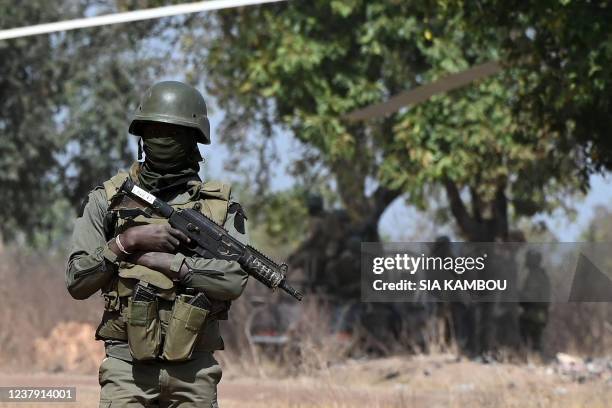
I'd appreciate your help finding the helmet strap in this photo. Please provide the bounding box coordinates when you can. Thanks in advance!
[137,137,144,161]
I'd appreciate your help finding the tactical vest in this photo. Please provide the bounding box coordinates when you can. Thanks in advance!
[95,169,232,359]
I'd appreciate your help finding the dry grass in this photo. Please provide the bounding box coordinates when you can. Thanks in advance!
[0,246,101,372]
[1,246,611,407]
[547,302,612,355]
[1,355,610,408]
[216,353,612,407]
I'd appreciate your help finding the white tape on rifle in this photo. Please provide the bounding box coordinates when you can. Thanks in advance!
[131,185,156,205]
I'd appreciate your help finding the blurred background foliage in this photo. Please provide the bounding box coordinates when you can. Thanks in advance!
[0,0,611,247]
[190,0,612,242]
[0,0,186,243]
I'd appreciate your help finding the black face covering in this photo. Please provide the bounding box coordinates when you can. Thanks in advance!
[137,133,203,194]
[142,134,202,172]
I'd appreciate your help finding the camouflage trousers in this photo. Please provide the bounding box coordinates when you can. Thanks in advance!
[98,352,221,408]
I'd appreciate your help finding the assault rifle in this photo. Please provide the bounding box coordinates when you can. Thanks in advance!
[115,179,303,301]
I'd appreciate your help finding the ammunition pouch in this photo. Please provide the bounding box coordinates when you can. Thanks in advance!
[162,295,210,362]
[126,297,162,361]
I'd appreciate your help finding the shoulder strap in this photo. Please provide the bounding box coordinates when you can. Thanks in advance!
[103,171,130,203]
[101,171,129,240]
[198,180,232,226]
[200,180,231,200]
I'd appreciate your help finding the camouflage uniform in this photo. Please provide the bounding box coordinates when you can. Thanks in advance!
[66,81,248,407]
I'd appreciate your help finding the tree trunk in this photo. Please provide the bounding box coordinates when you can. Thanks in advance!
[445,179,509,242]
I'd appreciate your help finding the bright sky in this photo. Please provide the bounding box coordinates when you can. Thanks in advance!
[534,175,612,240]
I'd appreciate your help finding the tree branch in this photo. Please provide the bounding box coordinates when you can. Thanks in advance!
[470,186,483,222]
[445,179,479,240]
[371,186,402,220]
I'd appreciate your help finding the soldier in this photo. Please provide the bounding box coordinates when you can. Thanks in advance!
[289,194,328,288]
[429,236,473,349]
[66,81,249,407]
[318,209,352,295]
[519,249,550,352]
[477,231,524,354]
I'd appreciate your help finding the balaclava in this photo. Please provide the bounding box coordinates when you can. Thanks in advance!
[137,128,203,195]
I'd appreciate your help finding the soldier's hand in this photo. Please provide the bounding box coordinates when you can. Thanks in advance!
[127,252,184,280]
[119,224,190,253]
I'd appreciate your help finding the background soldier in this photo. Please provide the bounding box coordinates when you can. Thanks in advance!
[428,236,473,350]
[66,81,249,407]
[520,249,550,353]
[289,194,328,289]
[320,209,358,299]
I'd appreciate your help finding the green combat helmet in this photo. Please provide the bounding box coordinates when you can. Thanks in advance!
[129,81,211,144]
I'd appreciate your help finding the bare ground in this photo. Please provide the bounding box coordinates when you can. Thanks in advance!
[1,354,610,408]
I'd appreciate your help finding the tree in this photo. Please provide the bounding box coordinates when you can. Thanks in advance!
[0,0,179,243]
[386,59,583,241]
[460,0,612,173]
[189,1,434,241]
[188,1,586,243]
[4,0,610,247]
[583,205,612,242]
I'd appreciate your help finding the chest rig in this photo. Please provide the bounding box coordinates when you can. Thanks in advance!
[95,170,231,347]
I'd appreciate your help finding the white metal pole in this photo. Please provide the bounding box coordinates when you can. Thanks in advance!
[0,0,286,41]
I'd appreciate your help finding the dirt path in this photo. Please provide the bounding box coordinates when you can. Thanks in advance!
[0,374,438,408]
[1,355,610,407]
